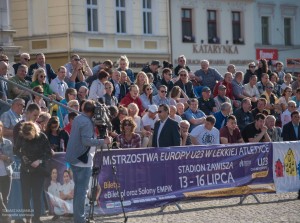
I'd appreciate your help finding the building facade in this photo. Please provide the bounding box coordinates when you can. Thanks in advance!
[170,0,256,74]
[11,0,170,71]
[0,0,20,62]
[254,0,300,73]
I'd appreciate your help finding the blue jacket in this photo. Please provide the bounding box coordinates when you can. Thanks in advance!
[65,114,104,165]
[213,111,227,130]
[0,138,14,176]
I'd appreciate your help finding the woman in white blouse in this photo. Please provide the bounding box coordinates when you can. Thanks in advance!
[88,69,109,101]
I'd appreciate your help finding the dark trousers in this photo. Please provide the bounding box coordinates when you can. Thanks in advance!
[20,172,44,221]
[0,175,12,205]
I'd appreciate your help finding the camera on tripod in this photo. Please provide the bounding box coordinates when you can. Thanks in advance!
[93,99,110,139]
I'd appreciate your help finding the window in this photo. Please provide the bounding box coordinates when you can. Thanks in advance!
[261,16,269,45]
[182,9,194,42]
[87,0,98,32]
[207,10,219,44]
[284,18,292,46]
[143,0,152,34]
[116,0,126,33]
[232,12,243,44]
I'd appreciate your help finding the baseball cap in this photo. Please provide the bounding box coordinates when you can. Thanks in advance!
[148,105,158,113]
[151,60,161,68]
[202,86,211,92]
[218,85,226,90]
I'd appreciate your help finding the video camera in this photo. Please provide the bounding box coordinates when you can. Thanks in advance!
[93,99,111,139]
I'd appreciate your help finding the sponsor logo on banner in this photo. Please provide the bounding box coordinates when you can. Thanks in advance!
[256,49,278,60]
[273,142,300,193]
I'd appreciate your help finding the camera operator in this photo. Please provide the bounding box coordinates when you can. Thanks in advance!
[65,100,112,223]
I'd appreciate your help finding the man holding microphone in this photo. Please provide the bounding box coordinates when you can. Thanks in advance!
[66,100,112,223]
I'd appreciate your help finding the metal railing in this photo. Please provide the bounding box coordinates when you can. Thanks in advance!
[0,76,81,115]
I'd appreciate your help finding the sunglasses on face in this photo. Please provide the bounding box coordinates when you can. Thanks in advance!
[267,86,274,89]
[124,122,132,126]
[160,90,167,93]
[180,74,187,77]
[74,58,80,61]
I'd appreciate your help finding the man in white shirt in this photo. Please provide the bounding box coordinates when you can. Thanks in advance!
[244,75,260,99]
[281,101,297,126]
[50,66,69,101]
[190,115,220,145]
[142,105,158,131]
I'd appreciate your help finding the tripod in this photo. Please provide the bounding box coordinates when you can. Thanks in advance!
[86,140,128,223]
[86,166,100,223]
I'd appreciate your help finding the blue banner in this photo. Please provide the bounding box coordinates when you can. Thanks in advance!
[96,143,275,214]
[41,143,275,215]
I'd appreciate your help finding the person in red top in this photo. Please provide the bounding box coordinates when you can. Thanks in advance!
[63,112,78,134]
[120,84,144,116]
[213,72,234,99]
[213,72,240,108]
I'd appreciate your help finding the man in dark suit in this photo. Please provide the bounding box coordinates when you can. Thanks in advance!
[281,110,300,200]
[152,104,180,147]
[282,110,300,141]
[28,53,56,83]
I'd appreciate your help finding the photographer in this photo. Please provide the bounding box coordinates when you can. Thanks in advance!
[65,100,112,223]
[14,121,52,223]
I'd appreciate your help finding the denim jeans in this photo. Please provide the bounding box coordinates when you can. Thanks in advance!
[71,164,92,223]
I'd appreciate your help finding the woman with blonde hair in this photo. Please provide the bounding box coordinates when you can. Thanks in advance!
[30,68,55,98]
[135,71,149,94]
[14,121,52,223]
[117,55,135,83]
[0,121,14,223]
[116,117,141,148]
[127,103,151,147]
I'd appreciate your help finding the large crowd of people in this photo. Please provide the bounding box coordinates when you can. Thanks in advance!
[0,52,300,223]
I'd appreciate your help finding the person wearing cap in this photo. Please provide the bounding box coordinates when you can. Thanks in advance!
[141,60,161,86]
[213,72,234,100]
[198,86,217,115]
[194,60,223,92]
[243,62,257,84]
[141,104,158,147]
[213,84,232,111]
